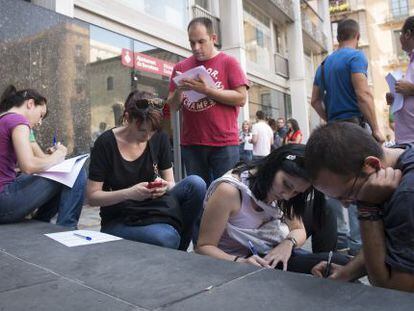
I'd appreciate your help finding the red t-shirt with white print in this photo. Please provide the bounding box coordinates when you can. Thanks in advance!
[169,52,249,146]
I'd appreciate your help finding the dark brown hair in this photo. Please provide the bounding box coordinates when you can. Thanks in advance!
[337,19,359,42]
[187,17,214,35]
[123,91,163,131]
[0,85,47,113]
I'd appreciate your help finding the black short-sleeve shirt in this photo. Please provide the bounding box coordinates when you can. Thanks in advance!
[383,144,414,273]
[88,129,172,223]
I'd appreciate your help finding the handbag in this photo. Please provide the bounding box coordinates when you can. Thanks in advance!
[121,139,183,233]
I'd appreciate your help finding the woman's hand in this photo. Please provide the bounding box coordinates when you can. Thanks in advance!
[127,182,153,201]
[239,255,271,268]
[263,240,293,270]
[150,177,169,199]
[53,143,67,162]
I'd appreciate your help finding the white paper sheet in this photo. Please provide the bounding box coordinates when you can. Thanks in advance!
[45,230,122,247]
[172,65,216,102]
[34,154,89,187]
[386,71,405,114]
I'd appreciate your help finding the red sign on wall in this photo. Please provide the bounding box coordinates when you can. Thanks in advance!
[121,48,175,77]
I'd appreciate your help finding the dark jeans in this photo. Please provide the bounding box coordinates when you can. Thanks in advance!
[0,169,86,228]
[280,249,350,274]
[182,145,240,187]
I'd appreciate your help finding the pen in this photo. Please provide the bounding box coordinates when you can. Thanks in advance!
[248,240,258,256]
[53,131,57,146]
[324,251,333,278]
[73,232,92,241]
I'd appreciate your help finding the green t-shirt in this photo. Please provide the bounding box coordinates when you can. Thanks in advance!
[29,129,36,143]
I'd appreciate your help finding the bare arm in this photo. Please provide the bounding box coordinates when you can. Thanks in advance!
[30,141,47,158]
[351,73,384,143]
[310,85,327,122]
[12,125,66,174]
[167,89,183,111]
[359,219,414,291]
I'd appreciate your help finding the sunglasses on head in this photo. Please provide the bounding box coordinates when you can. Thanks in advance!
[135,98,165,111]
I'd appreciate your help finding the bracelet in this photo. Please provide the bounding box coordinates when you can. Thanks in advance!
[356,201,383,221]
[284,236,297,248]
[233,256,240,262]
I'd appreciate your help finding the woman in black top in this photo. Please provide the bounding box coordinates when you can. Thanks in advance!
[87,91,206,250]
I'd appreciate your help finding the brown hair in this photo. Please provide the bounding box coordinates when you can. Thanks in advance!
[123,91,163,131]
[0,85,47,114]
[337,19,359,42]
[187,17,214,35]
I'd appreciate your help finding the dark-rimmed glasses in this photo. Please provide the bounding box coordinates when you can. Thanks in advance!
[135,98,165,111]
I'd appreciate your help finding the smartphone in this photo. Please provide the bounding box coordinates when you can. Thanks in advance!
[147,181,163,189]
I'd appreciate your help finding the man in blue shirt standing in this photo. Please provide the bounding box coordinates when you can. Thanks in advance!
[311,19,385,257]
[311,19,384,143]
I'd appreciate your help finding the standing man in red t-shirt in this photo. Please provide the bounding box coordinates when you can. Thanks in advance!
[167,17,249,186]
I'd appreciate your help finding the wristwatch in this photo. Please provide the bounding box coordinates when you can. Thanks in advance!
[284,236,297,248]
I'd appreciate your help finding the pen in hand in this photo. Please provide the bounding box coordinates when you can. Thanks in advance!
[324,251,333,278]
[73,232,92,241]
[53,130,57,146]
[248,240,259,256]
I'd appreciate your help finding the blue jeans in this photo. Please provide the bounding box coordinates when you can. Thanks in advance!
[239,145,253,163]
[182,145,239,187]
[0,169,86,228]
[328,198,361,253]
[101,175,206,250]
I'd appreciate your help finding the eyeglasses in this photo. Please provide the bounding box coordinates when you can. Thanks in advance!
[135,98,165,111]
[338,170,365,202]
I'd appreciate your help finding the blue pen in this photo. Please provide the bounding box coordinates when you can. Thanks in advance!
[52,131,57,146]
[73,232,92,241]
[248,240,258,256]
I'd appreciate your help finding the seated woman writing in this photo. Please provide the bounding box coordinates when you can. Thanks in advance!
[87,91,206,250]
[196,144,348,273]
[0,85,86,228]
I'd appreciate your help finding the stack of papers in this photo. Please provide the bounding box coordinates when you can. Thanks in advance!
[35,154,89,188]
[173,65,216,102]
[45,230,122,247]
[386,71,404,113]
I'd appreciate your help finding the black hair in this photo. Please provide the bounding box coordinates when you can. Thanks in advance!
[187,17,214,35]
[287,118,300,132]
[123,90,163,131]
[305,122,384,180]
[256,110,265,120]
[0,85,47,113]
[402,16,414,35]
[232,144,325,224]
[337,19,359,42]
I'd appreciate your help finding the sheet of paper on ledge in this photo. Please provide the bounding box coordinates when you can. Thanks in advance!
[34,154,89,188]
[172,65,216,102]
[45,230,122,247]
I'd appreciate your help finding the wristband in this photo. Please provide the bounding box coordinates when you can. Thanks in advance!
[284,236,297,248]
[356,202,383,221]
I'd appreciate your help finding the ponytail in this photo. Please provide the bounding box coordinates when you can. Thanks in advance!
[0,85,47,113]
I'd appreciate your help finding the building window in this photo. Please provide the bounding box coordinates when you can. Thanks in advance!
[115,0,188,29]
[75,45,82,57]
[107,76,114,91]
[390,0,409,19]
[243,2,272,69]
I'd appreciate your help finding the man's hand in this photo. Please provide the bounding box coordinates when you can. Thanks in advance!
[395,80,414,96]
[385,92,394,105]
[179,75,210,95]
[357,168,402,204]
[372,130,385,145]
[312,262,349,281]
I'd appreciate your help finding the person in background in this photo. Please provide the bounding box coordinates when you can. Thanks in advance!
[276,117,289,141]
[284,118,303,144]
[239,120,253,163]
[0,85,85,228]
[268,118,283,150]
[386,16,414,144]
[251,111,273,160]
[87,92,206,250]
[167,17,249,187]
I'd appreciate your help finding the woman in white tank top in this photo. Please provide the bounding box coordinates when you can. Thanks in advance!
[196,144,349,274]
